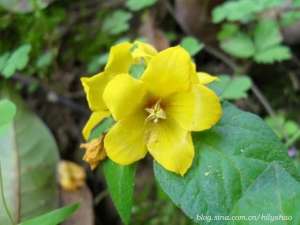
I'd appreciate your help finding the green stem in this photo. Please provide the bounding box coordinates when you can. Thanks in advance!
[285,130,300,148]
[0,162,15,225]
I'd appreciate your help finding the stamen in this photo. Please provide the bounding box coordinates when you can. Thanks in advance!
[145,101,166,123]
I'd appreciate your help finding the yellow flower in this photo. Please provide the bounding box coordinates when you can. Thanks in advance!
[81,41,157,140]
[58,160,86,191]
[80,136,106,170]
[102,46,222,175]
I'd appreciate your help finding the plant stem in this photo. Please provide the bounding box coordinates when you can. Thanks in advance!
[0,162,15,225]
[286,130,300,148]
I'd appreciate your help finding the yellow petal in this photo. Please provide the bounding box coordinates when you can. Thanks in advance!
[147,119,194,175]
[164,90,196,131]
[191,84,222,131]
[105,42,134,74]
[103,74,147,120]
[165,85,221,132]
[81,72,111,111]
[132,41,157,64]
[104,112,148,165]
[141,46,192,98]
[82,111,110,140]
[198,72,218,84]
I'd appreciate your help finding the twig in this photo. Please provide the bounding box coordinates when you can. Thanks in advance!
[12,74,89,115]
[203,45,240,72]
[286,130,300,148]
[94,190,109,205]
[250,84,276,117]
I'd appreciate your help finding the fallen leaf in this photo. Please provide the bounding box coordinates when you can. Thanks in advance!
[60,185,94,225]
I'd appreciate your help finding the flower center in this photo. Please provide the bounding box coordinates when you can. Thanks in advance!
[145,100,166,123]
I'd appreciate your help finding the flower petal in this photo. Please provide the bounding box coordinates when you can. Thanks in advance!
[164,90,196,131]
[105,42,133,74]
[132,41,157,64]
[147,119,194,175]
[81,72,111,111]
[104,112,148,165]
[165,85,222,132]
[191,84,222,131]
[198,72,218,85]
[103,74,147,120]
[141,46,192,98]
[82,111,110,140]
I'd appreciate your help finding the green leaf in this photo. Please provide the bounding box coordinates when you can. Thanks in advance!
[129,63,146,79]
[103,160,136,225]
[212,75,252,100]
[212,0,282,23]
[18,204,79,225]
[0,0,54,13]
[154,103,299,224]
[253,20,291,63]
[212,0,258,23]
[0,99,16,127]
[36,51,55,69]
[1,44,31,78]
[0,84,59,224]
[87,53,108,74]
[254,45,291,63]
[217,24,239,41]
[281,11,300,27]
[220,33,255,58]
[88,117,114,141]
[229,163,300,225]
[0,53,10,72]
[254,20,282,51]
[126,0,157,11]
[88,118,135,225]
[180,37,204,56]
[102,10,132,35]
[265,114,300,140]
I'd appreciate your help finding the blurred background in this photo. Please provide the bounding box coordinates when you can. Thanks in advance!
[0,0,300,224]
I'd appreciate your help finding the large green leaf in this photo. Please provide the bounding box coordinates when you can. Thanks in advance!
[0,85,59,224]
[88,117,136,225]
[18,204,79,225]
[103,160,136,225]
[229,163,300,225]
[154,103,299,224]
[0,99,16,127]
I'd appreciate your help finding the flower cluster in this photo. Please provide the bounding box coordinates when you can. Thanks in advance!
[80,41,222,175]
